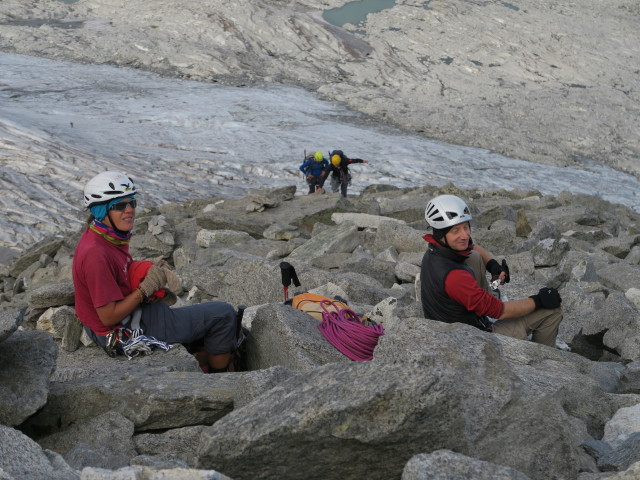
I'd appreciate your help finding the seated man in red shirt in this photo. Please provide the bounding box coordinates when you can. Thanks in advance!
[420,194,563,347]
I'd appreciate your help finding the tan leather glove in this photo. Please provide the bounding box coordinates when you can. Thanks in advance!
[138,264,167,298]
[162,267,181,293]
[159,290,178,306]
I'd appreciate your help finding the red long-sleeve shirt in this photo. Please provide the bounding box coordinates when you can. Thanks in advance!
[424,234,504,319]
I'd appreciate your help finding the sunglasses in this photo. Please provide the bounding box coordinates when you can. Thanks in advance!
[110,199,137,211]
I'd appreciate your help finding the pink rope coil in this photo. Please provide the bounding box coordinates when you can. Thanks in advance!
[317,300,384,361]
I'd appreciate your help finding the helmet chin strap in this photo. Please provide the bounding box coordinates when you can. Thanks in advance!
[105,210,130,237]
[438,235,455,251]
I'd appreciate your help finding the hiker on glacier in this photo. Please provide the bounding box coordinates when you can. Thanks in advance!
[317,149,368,197]
[299,151,329,194]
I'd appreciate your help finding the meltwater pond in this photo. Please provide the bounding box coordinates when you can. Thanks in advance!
[323,0,397,27]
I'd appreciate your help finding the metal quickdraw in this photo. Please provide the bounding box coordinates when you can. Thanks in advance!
[104,327,173,359]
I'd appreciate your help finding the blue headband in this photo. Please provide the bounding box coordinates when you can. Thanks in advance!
[89,194,135,221]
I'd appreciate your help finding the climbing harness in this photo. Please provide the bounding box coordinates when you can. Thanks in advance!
[103,308,173,359]
[317,299,384,361]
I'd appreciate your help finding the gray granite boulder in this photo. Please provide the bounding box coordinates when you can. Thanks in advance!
[372,221,426,254]
[581,292,640,362]
[182,255,334,306]
[596,235,640,260]
[245,185,296,212]
[245,303,348,371]
[232,365,299,409]
[262,223,301,241]
[558,251,609,284]
[597,262,640,293]
[619,362,640,395]
[196,229,253,247]
[0,329,57,427]
[287,221,361,261]
[196,317,591,480]
[0,425,79,480]
[603,463,640,479]
[27,281,75,308]
[38,411,135,470]
[402,450,532,480]
[597,432,640,473]
[36,305,77,340]
[0,307,24,344]
[80,466,231,480]
[340,257,398,287]
[626,245,640,265]
[7,237,65,279]
[531,238,570,267]
[331,212,406,229]
[134,425,207,469]
[22,370,238,435]
[603,404,640,449]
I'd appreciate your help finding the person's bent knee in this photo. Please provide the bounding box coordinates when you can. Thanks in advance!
[218,301,236,319]
[202,302,238,354]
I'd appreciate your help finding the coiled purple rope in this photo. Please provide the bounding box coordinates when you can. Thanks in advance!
[317,300,384,361]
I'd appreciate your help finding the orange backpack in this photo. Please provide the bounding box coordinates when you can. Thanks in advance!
[291,293,349,321]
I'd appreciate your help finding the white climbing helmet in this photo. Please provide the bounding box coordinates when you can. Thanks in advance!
[424,194,472,229]
[83,171,137,208]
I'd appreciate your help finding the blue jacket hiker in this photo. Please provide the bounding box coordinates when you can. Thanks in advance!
[299,151,329,194]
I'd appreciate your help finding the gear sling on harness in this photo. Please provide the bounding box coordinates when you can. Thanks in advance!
[103,308,173,359]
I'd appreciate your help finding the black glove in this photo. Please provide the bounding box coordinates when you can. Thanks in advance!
[486,259,510,284]
[279,261,300,288]
[530,287,562,310]
[500,259,510,283]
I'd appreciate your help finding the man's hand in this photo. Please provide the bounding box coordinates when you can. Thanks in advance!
[530,287,562,310]
[486,259,510,284]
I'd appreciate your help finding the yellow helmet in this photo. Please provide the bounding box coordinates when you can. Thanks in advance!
[314,151,323,162]
[331,154,341,166]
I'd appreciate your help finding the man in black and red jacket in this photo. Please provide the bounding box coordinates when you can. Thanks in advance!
[317,150,368,197]
[420,194,563,347]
